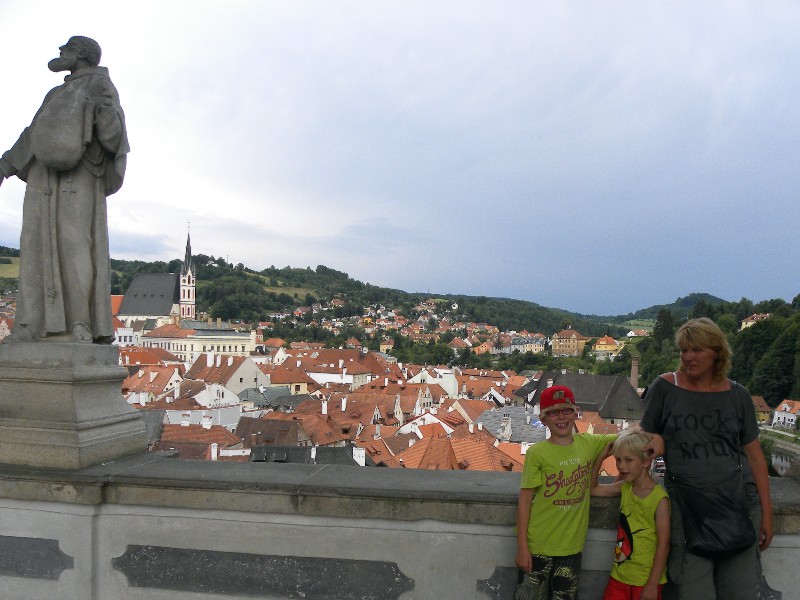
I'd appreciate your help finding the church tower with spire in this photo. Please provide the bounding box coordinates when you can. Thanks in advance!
[179,230,196,320]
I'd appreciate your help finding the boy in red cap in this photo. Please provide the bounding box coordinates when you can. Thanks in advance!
[515,385,617,599]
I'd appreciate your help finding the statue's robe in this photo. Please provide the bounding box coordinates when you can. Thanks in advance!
[0,66,129,341]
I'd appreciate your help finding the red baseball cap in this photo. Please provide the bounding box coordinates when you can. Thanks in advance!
[539,385,576,413]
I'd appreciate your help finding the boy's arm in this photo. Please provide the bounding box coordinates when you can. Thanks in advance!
[515,488,535,572]
[590,442,620,497]
[641,496,670,600]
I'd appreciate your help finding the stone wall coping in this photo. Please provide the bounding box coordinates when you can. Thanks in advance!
[1,452,799,531]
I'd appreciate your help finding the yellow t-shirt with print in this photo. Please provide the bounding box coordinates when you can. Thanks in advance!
[611,481,669,586]
[521,433,617,556]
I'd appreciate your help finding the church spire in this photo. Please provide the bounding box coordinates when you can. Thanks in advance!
[179,225,196,320]
[181,226,192,276]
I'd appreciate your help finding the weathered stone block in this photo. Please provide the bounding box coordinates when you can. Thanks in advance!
[0,342,147,469]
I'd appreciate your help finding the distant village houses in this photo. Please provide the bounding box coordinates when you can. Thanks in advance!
[741,313,771,330]
[551,328,591,357]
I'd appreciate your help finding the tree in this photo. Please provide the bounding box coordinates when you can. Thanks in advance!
[750,318,800,407]
[730,318,785,388]
[651,309,676,346]
[596,346,633,376]
[636,335,679,385]
[716,314,737,336]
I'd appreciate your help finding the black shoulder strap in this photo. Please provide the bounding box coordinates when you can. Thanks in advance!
[729,379,744,467]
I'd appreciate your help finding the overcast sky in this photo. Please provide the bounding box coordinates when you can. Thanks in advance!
[1,1,798,316]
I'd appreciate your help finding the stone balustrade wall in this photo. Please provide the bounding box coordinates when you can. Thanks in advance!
[0,453,796,600]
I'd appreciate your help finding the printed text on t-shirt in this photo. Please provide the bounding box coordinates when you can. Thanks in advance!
[543,460,592,498]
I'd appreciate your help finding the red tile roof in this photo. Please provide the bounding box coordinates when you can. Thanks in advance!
[392,437,523,472]
[122,366,180,396]
[751,395,771,412]
[119,346,181,365]
[143,323,196,338]
[186,353,248,385]
[110,295,124,316]
[160,424,241,446]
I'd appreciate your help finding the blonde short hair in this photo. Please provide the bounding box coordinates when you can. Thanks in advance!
[612,428,651,460]
[674,317,732,382]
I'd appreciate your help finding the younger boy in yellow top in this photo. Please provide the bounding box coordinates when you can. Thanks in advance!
[590,428,670,600]
[516,386,617,600]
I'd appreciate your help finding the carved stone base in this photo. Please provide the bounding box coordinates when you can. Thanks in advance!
[0,341,147,469]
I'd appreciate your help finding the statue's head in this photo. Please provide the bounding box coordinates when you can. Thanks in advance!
[49,36,102,73]
[68,36,102,66]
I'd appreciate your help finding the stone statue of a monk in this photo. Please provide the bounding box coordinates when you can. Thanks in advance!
[0,36,129,343]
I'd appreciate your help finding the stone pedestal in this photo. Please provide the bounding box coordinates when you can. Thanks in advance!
[0,342,147,469]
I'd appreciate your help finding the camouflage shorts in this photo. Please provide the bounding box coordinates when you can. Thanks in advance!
[515,553,581,600]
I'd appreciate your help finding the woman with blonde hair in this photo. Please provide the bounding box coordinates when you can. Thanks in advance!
[640,317,772,600]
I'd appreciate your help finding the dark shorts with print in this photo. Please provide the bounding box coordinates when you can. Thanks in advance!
[516,553,582,600]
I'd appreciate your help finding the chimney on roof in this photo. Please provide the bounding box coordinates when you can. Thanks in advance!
[477,422,483,431]
[468,423,474,434]
[630,356,639,390]
[181,412,191,426]
[201,414,212,429]
[521,442,531,455]
[322,399,328,415]
[210,442,218,461]
[217,317,222,328]
[297,360,301,368]
[546,379,553,388]
[374,424,381,440]
[339,359,344,369]
[499,412,512,442]
[384,377,388,387]
[352,446,366,466]
[342,396,347,412]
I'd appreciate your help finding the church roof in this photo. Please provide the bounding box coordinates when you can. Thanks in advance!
[119,273,179,316]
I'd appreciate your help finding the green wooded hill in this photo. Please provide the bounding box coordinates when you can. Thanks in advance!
[606,292,728,322]
[109,255,626,337]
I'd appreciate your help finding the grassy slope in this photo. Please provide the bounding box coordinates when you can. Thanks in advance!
[0,258,19,278]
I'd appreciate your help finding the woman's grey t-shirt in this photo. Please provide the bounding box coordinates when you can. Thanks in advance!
[640,375,760,504]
